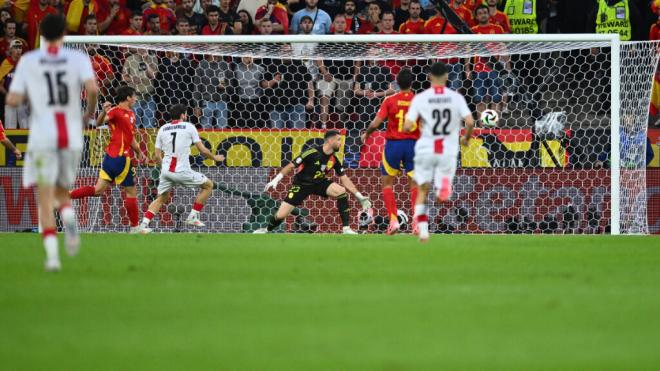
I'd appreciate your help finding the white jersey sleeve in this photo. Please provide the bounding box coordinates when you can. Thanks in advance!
[159,121,199,173]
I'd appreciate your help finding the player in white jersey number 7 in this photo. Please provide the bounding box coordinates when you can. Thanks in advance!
[139,104,225,231]
[404,62,474,243]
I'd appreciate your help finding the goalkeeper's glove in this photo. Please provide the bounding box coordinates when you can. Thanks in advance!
[264,173,283,192]
[355,192,372,211]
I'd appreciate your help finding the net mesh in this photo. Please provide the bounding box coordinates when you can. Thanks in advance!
[1,38,658,234]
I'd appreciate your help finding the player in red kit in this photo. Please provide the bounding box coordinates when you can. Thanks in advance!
[70,86,148,233]
[362,69,420,235]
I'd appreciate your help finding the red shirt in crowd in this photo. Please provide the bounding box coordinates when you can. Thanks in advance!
[121,27,142,35]
[424,16,457,34]
[376,91,419,141]
[489,10,511,33]
[471,23,505,72]
[0,121,5,141]
[201,23,231,35]
[98,4,133,35]
[105,106,136,158]
[143,5,176,34]
[26,0,57,49]
[399,18,425,34]
[650,22,660,40]
[452,5,474,27]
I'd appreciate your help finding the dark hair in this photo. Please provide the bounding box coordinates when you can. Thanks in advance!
[324,130,341,140]
[344,0,356,5]
[4,18,16,27]
[115,85,137,102]
[396,68,414,90]
[130,10,143,18]
[39,14,66,42]
[409,0,421,6]
[85,14,97,23]
[430,61,448,78]
[474,4,489,15]
[176,18,190,26]
[206,5,220,14]
[300,15,314,24]
[238,9,254,34]
[169,104,188,120]
[381,11,394,19]
[147,13,160,22]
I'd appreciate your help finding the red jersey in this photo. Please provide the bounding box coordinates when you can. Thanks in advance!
[451,0,477,12]
[98,5,132,35]
[376,91,419,140]
[399,18,425,34]
[143,5,176,33]
[471,23,505,72]
[424,16,457,34]
[26,1,57,49]
[105,106,137,158]
[201,23,231,35]
[489,10,511,33]
[0,121,5,141]
[121,27,142,36]
[651,23,660,40]
[452,5,474,27]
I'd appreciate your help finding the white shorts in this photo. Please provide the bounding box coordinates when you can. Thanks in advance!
[22,149,82,188]
[157,169,209,195]
[413,153,457,199]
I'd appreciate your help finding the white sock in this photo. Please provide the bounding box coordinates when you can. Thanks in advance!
[414,204,427,218]
[141,217,151,226]
[60,205,75,228]
[43,235,59,262]
[418,221,429,236]
[189,210,200,219]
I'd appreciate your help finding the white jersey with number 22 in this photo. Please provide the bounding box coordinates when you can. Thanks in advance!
[155,121,201,173]
[405,86,471,158]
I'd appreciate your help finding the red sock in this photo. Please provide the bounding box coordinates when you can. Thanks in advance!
[382,186,397,220]
[42,228,56,238]
[144,210,155,221]
[124,197,139,227]
[193,202,204,212]
[410,186,418,216]
[70,186,95,199]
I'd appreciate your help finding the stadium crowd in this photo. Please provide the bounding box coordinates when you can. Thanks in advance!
[0,0,658,166]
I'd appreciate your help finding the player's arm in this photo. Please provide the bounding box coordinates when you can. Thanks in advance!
[131,137,147,163]
[96,102,112,125]
[153,147,163,164]
[194,140,225,162]
[83,78,99,126]
[362,115,385,142]
[339,175,372,210]
[264,149,314,191]
[0,138,22,160]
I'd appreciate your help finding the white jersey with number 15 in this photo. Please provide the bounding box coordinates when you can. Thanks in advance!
[9,47,95,151]
[155,121,201,173]
[406,86,471,158]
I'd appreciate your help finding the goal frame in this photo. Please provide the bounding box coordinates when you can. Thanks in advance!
[64,33,624,234]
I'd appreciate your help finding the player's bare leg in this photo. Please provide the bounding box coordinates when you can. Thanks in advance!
[37,185,61,271]
[70,177,110,199]
[254,201,296,233]
[123,185,142,233]
[414,182,431,243]
[327,182,357,234]
[55,186,79,256]
[139,191,170,233]
[185,180,214,227]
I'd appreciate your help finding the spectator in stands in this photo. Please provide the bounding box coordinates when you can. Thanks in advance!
[122,11,143,35]
[175,17,191,35]
[358,2,382,33]
[424,9,457,34]
[0,20,28,60]
[177,0,207,34]
[0,9,11,26]
[394,0,411,30]
[378,10,397,33]
[218,0,242,34]
[88,45,114,96]
[650,1,660,40]
[0,41,27,129]
[450,0,474,27]
[321,0,343,20]
[238,9,255,34]
[144,13,162,35]
[399,0,424,33]
[258,17,274,35]
[202,5,234,34]
[264,51,314,129]
[234,56,267,128]
[82,14,98,35]
[342,0,364,33]
[64,0,100,35]
[294,15,318,56]
[255,0,289,34]
[503,0,547,34]
[290,0,332,34]
[143,0,177,35]
[122,48,158,128]
[318,16,356,127]
[193,54,232,128]
[589,0,642,41]
[165,0,177,11]
[98,0,132,35]
[486,0,511,33]
[467,5,505,115]
[25,0,57,49]
[155,51,196,120]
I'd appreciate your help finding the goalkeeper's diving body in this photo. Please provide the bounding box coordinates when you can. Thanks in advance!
[255,130,372,234]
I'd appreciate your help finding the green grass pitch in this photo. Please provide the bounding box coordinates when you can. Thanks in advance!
[1,233,659,370]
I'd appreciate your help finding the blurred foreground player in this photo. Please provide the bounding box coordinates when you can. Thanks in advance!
[70,86,148,233]
[139,104,225,231]
[255,130,372,234]
[6,14,98,271]
[404,62,474,243]
[362,68,419,235]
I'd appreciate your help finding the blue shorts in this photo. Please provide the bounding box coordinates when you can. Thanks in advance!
[380,139,415,177]
[472,71,502,104]
[100,154,135,187]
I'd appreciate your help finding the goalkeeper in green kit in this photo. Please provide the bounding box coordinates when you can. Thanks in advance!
[254,130,372,234]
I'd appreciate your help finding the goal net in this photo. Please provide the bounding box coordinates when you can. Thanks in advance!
[5,34,656,234]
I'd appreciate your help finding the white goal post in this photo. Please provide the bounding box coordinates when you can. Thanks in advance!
[52,33,654,235]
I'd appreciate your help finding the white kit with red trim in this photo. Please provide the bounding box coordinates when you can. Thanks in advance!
[155,120,202,174]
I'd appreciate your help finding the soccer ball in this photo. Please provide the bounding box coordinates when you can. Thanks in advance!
[396,210,409,228]
[480,109,499,128]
